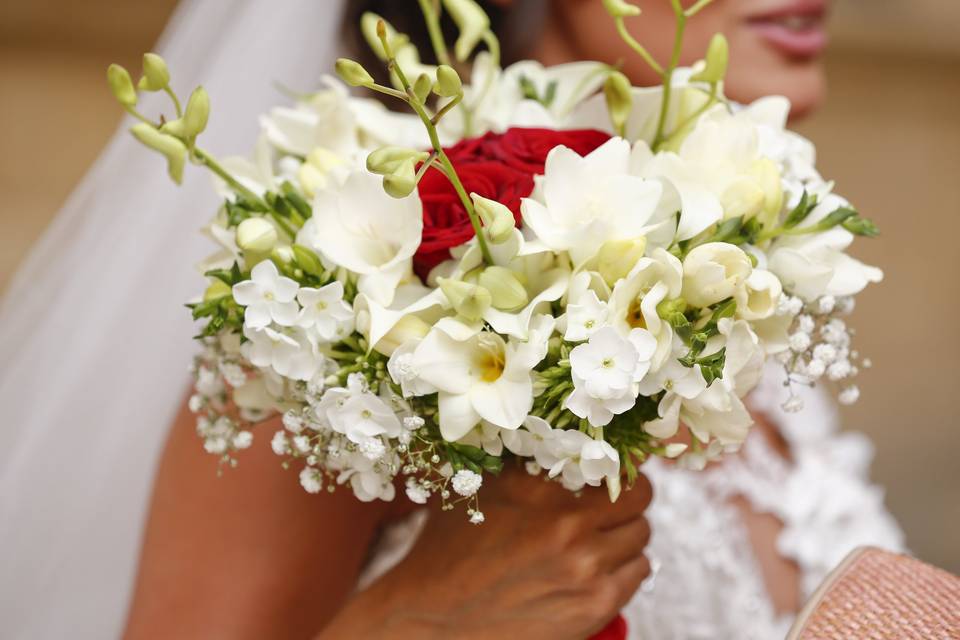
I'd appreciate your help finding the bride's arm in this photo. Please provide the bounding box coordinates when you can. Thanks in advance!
[125,398,654,640]
[123,399,393,639]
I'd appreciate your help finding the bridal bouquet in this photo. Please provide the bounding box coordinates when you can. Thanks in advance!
[108,0,881,521]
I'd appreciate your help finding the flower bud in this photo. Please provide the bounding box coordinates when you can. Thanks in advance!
[681,242,752,308]
[734,268,782,320]
[129,123,187,183]
[382,160,417,198]
[470,193,515,244]
[106,64,137,106]
[442,0,491,61]
[139,53,170,91]
[597,237,647,286]
[720,177,765,221]
[335,58,374,87]
[413,73,434,103]
[203,279,231,302]
[747,158,784,228]
[478,266,528,311]
[373,315,431,356]
[361,12,408,61]
[434,65,463,97]
[691,34,729,84]
[603,71,633,137]
[602,0,641,18]
[366,146,430,175]
[182,86,210,137]
[438,277,491,321]
[236,217,278,253]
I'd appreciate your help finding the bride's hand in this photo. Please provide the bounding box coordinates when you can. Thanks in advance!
[319,469,653,640]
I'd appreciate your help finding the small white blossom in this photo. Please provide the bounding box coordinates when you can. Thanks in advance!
[232,431,253,449]
[219,361,247,387]
[838,385,860,405]
[777,295,804,316]
[403,416,425,430]
[812,343,837,364]
[805,358,826,379]
[204,437,228,454]
[188,394,204,413]
[789,331,812,353]
[282,410,304,433]
[781,395,804,413]
[827,359,852,381]
[292,435,311,454]
[405,481,430,504]
[271,430,290,455]
[358,437,386,461]
[232,260,299,329]
[565,290,609,342]
[525,460,542,475]
[469,511,485,525]
[451,469,483,497]
[299,467,323,493]
[797,314,816,334]
[836,296,855,315]
[816,295,836,315]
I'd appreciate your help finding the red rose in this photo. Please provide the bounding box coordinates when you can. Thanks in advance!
[414,127,611,280]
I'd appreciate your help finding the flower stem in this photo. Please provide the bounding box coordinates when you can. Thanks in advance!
[685,0,717,18]
[164,86,183,118]
[652,2,688,150]
[417,0,452,65]
[385,45,493,265]
[614,19,664,76]
[192,147,267,210]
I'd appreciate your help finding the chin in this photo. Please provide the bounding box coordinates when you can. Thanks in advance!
[727,63,826,119]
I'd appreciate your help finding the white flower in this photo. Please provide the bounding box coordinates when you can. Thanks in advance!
[681,242,753,309]
[544,429,620,492]
[789,331,812,353]
[636,350,708,439]
[242,325,321,381]
[838,385,860,405]
[299,170,422,306]
[565,326,656,427]
[299,467,323,493]
[469,511,486,524]
[827,359,852,381]
[358,437,386,461]
[451,469,483,497]
[608,248,683,369]
[564,289,609,342]
[405,479,430,504]
[316,383,402,445]
[296,281,353,341]
[332,450,397,502]
[521,138,662,265]
[735,269,783,321]
[767,194,882,302]
[232,431,253,450]
[232,260,299,329]
[387,340,437,398]
[411,316,554,440]
[271,430,290,455]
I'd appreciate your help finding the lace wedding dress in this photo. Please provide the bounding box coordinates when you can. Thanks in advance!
[360,366,904,639]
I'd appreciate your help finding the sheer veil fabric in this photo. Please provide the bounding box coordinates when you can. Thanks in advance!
[0,1,346,637]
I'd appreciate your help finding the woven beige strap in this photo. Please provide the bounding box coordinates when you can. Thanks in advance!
[787,546,960,640]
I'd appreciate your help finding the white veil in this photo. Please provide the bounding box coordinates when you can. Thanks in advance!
[0,1,346,637]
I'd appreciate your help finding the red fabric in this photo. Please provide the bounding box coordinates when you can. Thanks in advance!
[588,614,628,640]
[413,127,611,280]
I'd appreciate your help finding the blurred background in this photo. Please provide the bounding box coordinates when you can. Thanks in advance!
[1,0,957,574]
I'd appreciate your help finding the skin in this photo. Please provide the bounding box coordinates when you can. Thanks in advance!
[125,400,652,639]
[126,1,825,635]
[537,0,829,118]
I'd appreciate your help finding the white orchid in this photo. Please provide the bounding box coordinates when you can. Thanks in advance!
[565,326,656,427]
[411,316,554,440]
[296,281,353,341]
[232,260,299,329]
[299,170,423,307]
[521,138,663,265]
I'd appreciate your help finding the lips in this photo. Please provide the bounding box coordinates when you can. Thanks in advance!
[747,0,829,59]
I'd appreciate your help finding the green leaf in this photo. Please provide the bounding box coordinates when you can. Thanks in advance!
[842,215,880,237]
[711,216,743,243]
[281,181,312,218]
[783,191,816,229]
[816,206,858,231]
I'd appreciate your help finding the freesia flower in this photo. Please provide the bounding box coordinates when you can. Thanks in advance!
[299,170,423,306]
[681,242,753,308]
[521,138,662,265]
[232,260,299,329]
[411,316,554,440]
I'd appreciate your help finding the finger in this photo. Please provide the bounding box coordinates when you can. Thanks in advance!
[591,516,651,574]
[588,482,653,530]
[609,553,652,611]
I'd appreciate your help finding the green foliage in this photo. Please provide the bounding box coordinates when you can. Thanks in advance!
[518,75,557,108]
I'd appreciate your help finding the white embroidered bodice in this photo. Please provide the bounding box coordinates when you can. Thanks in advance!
[360,369,904,639]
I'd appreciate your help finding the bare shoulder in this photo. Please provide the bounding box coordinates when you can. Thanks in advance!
[124,397,396,639]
